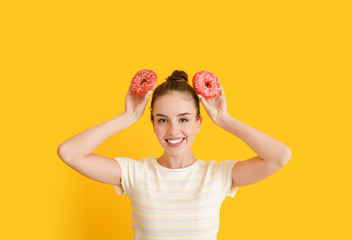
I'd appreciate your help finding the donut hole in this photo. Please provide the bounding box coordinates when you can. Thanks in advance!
[204,81,212,88]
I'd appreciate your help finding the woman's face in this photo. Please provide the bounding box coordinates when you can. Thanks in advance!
[151,91,202,156]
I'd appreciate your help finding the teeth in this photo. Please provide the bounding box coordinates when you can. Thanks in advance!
[167,138,183,144]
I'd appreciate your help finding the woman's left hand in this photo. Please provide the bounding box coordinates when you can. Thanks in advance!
[199,85,230,126]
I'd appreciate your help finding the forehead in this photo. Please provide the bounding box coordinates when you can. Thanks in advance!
[153,92,196,116]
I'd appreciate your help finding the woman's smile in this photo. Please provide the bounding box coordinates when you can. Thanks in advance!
[165,137,185,146]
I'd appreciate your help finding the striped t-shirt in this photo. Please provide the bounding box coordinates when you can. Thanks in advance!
[114,157,240,240]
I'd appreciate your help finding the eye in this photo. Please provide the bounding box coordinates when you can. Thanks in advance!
[180,118,189,122]
[157,118,167,123]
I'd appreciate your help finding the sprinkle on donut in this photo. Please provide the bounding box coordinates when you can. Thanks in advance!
[192,71,220,98]
[131,69,158,95]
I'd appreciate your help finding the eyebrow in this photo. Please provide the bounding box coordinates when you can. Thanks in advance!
[155,113,191,117]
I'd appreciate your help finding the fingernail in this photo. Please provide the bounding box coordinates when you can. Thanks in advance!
[198,94,202,99]
[148,90,152,95]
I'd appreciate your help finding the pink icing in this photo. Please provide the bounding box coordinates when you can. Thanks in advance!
[192,71,220,98]
[131,69,158,95]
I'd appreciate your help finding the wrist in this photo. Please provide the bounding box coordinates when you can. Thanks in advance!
[122,111,140,124]
[215,112,231,128]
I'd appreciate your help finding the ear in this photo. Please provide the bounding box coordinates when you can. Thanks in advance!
[196,116,202,134]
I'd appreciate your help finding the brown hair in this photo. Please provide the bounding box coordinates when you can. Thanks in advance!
[150,70,200,121]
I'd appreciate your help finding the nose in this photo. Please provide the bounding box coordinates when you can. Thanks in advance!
[167,121,179,135]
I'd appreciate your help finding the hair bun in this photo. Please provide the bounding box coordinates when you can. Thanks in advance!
[166,70,188,82]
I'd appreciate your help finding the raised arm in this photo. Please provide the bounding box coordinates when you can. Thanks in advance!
[199,85,292,188]
[57,86,152,185]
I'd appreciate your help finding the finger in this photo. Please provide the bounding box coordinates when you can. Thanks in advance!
[127,84,133,95]
[219,85,225,96]
[217,85,226,101]
[144,90,153,100]
[139,90,152,104]
[198,94,210,109]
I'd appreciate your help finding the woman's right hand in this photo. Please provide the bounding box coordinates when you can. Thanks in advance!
[123,85,152,121]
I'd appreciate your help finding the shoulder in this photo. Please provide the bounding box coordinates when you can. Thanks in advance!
[202,159,239,168]
[113,157,154,162]
[113,157,153,168]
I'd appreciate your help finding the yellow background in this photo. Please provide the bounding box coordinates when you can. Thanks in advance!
[1,0,351,239]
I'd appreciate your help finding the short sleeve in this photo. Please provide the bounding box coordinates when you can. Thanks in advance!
[219,160,240,198]
[113,157,142,197]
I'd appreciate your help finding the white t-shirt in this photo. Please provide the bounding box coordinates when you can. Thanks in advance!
[114,157,240,239]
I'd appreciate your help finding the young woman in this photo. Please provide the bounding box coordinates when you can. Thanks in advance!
[57,70,292,239]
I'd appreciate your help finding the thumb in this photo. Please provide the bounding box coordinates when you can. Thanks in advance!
[198,94,210,109]
[143,90,153,102]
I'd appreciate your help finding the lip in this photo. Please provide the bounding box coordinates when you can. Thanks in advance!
[166,137,184,140]
[165,138,185,147]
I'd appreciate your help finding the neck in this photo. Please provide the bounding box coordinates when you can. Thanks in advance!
[157,150,197,169]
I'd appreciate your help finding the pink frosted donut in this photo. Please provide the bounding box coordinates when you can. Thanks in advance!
[192,71,220,98]
[131,69,157,95]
